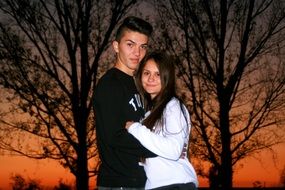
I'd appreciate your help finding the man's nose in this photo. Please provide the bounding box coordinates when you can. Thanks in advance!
[133,46,140,56]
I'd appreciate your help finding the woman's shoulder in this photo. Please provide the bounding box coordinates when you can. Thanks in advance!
[166,97,181,107]
[165,97,188,114]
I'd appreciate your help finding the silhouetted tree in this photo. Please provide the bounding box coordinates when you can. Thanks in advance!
[10,174,41,190]
[152,0,285,189]
[10,174,26,190]
[9,173,73,190]
[280,165,285,187]
[0,0,141,189]
[252,181,264,188]
[53,179,73,190]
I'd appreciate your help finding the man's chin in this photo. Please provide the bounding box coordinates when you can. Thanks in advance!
[130,64,139,70]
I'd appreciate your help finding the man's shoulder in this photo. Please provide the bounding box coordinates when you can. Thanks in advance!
[98,68,122,86]
[94,70,124,102]
[99,68,116,80]
[95,68,130,99]
[98,68,133,88]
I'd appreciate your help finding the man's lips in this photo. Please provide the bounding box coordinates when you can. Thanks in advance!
[130,58,139,63]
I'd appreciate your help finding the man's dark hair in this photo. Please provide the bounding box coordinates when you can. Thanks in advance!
[115,16,153,41]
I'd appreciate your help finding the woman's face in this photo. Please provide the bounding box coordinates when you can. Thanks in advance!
[141,59,161,99]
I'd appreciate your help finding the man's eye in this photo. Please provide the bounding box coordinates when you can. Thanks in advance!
[127,43,134,47]
[141,45,148,50]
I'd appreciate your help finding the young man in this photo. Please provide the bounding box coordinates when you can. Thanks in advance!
[93,16,156,189]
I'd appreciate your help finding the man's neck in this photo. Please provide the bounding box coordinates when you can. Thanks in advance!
[114,64,134,76]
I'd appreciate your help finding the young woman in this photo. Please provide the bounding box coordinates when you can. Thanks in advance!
[125,51,198,190]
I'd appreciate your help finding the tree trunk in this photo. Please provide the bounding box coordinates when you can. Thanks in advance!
[75,111,89,190]
[76,139,89,190]
[209,165,220,190]
[221,136,233,190]
[220,103,233,190]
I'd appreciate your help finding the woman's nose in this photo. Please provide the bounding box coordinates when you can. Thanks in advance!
[148,74,155,81]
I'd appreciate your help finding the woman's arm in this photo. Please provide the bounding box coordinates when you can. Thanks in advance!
[126,99,190,160]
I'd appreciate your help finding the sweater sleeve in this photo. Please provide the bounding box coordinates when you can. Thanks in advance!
[127,99,190,160]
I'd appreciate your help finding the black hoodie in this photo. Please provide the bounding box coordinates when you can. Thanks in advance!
[93,68,156,187]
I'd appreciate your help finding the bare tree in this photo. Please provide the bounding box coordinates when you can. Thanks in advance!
[280,165,285,187]
[152,0,285,189]
[0,0,140,189]
[9,173,73,190]
[10,174,42,190]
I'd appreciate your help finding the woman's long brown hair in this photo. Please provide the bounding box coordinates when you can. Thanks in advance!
[135,51,177,131]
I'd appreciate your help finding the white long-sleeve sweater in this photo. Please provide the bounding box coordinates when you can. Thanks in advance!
[127,97,198,189]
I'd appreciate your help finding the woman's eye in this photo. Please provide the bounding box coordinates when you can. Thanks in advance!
[143,71,149,76]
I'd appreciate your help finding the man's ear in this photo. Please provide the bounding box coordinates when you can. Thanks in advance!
[113,41,119,53]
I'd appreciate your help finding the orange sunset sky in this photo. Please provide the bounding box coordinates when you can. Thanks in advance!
[1,143,285,189]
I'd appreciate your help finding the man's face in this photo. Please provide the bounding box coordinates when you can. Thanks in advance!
[113,30,149,76]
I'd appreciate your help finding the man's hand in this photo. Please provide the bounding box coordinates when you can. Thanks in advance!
[180,143,188,159]
[125,121,134,129]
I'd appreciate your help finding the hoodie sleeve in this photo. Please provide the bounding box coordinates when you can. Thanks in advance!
[127,99,191,160]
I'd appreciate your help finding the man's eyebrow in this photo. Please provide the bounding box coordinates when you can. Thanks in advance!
[125,39,135,43]
[125,39,148,46]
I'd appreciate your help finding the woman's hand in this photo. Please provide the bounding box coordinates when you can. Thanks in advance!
[125,121,134,129]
